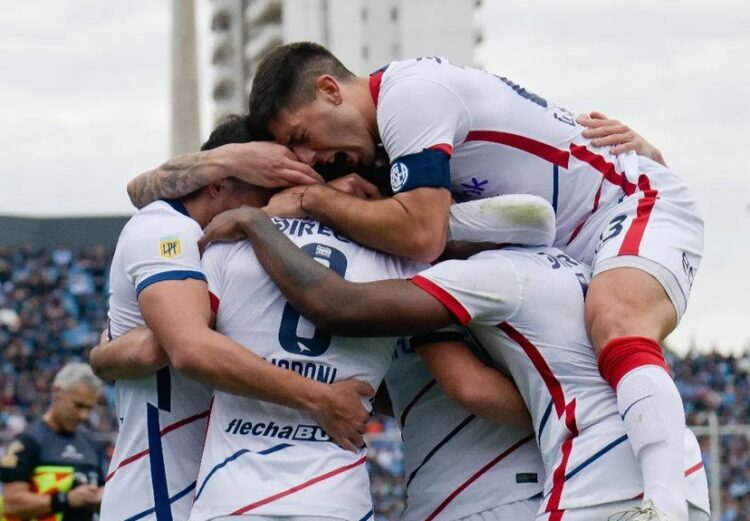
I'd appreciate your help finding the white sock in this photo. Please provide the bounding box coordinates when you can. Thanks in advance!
[616,365,688,521]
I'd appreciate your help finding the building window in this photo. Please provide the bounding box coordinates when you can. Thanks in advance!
[213,79,235,101]
[361,7,368,22]
[362,45,369,60]
[212,10,231,32]
[390,7,398,21]
[212,43,233,65]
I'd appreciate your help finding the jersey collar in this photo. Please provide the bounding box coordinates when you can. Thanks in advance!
[162,198,191,218]
[369,65,388,108]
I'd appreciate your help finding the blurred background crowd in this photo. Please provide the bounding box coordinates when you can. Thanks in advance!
[1,245,748,520]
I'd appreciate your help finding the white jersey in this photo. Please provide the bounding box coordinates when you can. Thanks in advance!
[411,247,709,514]
[385,338,543,521]
[102,199,212,521]
[190,218,424,521]
[372,57,681,252]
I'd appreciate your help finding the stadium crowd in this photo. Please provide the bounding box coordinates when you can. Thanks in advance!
[0,245,748,519]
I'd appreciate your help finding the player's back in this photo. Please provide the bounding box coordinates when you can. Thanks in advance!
[413,246,708,514]
[376,57,674,247]
[191,218,423,521]
[103,200,212,521]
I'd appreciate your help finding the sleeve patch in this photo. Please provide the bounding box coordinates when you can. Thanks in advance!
[390,148,451,194]
[160,236,183,259]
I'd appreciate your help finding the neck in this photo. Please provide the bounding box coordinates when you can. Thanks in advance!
[354,76,380,143]
[182,197,212,229]
[43,409,63,433]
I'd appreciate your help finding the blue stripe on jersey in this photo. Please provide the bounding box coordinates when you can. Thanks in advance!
[406,415,476,487]
[124,480,197,521]
[146,403,173,521]
[194,443,294,502]
[552,164,559,214]
[156,367,171,412]
[538,399,553,444]
[161,199,190,217]
[564,434,628,481]
[358,509,374,521]
[136,270,207,296]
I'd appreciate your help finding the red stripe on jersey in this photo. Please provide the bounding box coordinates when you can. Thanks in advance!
[428,143,453,157]
[498,322,579,512]
[369,70,385,107]
[569,144,637,196]
[411,275,472,326]
[231,455,367,514]
[426,433,535,521]
[104,409,210,483]
[498,323,565,416]
[618,175,658,256]
[209,291,220,313]
[685,461,704,477]
[465,130,570,168]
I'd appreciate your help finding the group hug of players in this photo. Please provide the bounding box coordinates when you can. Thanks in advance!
[92,43,707,521]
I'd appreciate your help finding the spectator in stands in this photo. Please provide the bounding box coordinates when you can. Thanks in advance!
[0,363,105,521]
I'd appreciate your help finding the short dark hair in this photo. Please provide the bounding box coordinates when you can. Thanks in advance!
[201,114,260,151]
[248,42,354,134]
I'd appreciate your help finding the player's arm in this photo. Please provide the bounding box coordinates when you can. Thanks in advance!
[138,278,372,450]
[301,185,452,263]
[199,207,455,337]
[415,338,531,428]
[89,326,167,381]
[577,111,667,166]
[126,141,323,209]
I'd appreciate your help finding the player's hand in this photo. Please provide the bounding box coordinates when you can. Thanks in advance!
[326,174,381,200]
[198,206,268,253]
[67,484,102,509]
[263,186,309,218]
[223,142,324,188]
[312,380,375,452]
[576,111,666,166]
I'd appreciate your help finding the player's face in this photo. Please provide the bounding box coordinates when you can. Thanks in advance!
[53,384,99,433]
[269,97,377,169]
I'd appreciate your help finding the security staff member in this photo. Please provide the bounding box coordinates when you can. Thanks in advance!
[1,363,104,521]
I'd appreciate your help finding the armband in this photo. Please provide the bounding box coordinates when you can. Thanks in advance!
[389,148,451,194]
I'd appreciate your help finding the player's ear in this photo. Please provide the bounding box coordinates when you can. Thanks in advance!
[207,179,232,197]
[315,75,341,106]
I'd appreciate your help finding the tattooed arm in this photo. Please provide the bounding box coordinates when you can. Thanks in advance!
[127,142,324,209]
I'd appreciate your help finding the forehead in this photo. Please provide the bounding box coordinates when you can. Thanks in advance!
[64,384,99,404]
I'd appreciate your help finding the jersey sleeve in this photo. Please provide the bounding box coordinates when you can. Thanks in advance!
[0,433,40,483]
[411,254,523,326]
[377,77,470,195]
[123,213,206,297]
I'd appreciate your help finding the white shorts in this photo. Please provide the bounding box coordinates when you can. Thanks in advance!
[536,500,709,521]
[566,156,704,320]
[456,497,539,521]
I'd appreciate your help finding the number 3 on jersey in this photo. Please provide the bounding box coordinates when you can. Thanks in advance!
[278,243,348,357]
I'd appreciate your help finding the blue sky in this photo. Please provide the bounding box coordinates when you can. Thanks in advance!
[0,0,747,352]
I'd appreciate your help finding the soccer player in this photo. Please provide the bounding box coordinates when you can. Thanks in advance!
[198,206,710,521]
[0,363,105,521]
[97,116,373,521]
[240,44,703,520]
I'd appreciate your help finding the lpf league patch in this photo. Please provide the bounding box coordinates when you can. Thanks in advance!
[160,236,182,259]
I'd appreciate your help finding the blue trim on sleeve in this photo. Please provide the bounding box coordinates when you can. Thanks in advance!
[390,148,451,194]
[161,199,190,218]
[136,270,207,296]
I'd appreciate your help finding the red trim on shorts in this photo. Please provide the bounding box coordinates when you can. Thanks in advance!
[209,291,220,313]
[618,175,658,256]
[426,433,535,520]
[369,70,385,107]
[105,409,210,482]
[411,275,472,326]
[428,143,454,157]
[598,336,669,390]
[568,144,637,195]
[465,130,570,168]
[231,456,367,514]
[498,322,579,513]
